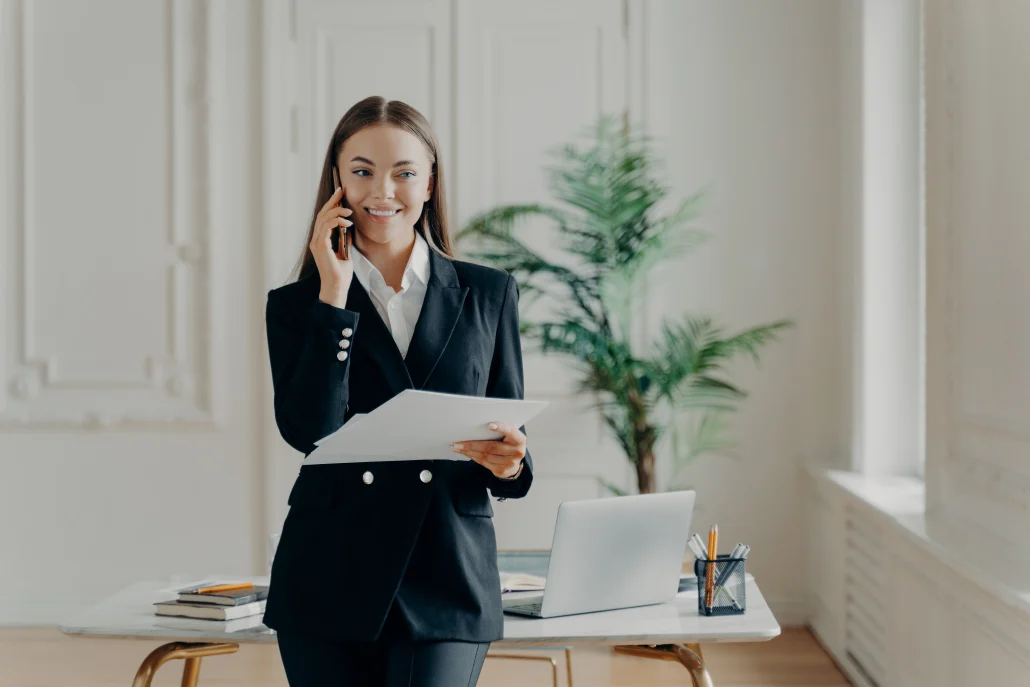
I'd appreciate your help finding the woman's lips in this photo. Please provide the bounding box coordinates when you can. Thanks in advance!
[365,207,401,224]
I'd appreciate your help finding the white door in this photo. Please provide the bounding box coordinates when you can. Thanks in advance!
[454,0,631,547]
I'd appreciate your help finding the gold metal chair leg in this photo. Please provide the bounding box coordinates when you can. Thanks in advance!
[486,653,559,687]
[181,657,202,687]
[613,643,713,687]
[565,647,573,687]
[130,641,239,687]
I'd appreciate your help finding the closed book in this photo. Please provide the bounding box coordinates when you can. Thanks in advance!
[155,613,271,634]
[154,599,266,620]
[176,585,269,607]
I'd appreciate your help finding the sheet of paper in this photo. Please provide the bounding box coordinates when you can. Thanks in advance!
[305,389,548,465]
[314,413,367,446]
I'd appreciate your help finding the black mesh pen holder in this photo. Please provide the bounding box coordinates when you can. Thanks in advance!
[694,554,747,616]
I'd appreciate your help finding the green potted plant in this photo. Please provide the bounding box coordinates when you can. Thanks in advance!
[458,117,790,495]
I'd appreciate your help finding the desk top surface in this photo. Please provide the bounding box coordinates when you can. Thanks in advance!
[59,569,780,646]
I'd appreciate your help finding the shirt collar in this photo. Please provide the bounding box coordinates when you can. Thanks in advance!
[351,231,432,295]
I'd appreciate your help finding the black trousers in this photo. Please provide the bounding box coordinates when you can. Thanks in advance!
[276,602,490,687]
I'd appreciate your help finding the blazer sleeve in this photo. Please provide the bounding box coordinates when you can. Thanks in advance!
[483,274,534,500]
[265,289,360,455]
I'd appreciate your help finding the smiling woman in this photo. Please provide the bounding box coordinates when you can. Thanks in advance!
[266,96,534,687]
[290,97,453,284]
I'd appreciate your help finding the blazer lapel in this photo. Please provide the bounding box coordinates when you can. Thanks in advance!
[343,277,415,397]
[404,248,469,390]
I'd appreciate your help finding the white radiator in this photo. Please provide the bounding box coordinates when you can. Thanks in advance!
[843,508,887,687]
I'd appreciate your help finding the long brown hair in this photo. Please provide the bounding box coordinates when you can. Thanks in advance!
[289,96,454,283]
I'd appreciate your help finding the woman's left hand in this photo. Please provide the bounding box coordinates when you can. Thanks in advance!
[451,421,526,479]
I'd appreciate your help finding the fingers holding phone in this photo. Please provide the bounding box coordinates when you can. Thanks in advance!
[310,184,354,307]
[331,167,351,260]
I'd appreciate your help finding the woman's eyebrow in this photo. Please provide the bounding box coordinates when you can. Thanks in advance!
[349,156,417,167]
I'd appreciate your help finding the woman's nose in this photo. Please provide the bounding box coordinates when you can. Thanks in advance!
[373,175,396,198]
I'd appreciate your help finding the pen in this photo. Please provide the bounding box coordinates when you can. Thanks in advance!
[194,583,253,595]
[691,533,709,559]
[712,544,745,594]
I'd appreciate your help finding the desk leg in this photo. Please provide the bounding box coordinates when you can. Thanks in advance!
[130,641,239,687]
[613,643,713,687]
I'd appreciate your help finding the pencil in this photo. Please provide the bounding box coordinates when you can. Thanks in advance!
[705,525,718,609]
[195,582,253,595]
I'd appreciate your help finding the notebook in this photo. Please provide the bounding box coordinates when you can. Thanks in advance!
[154,599,266,620]
[175,585,269,607]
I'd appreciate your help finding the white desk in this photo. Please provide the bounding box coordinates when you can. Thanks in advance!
[60,574,780,687]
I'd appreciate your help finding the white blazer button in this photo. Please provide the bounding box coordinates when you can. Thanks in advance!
[420,469,432,483]
[337,351,348,361]
[362,471,374,485]
[342,328,353,337]
[339,339,350,349]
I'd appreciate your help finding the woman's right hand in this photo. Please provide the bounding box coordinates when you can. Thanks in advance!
[311,187,354,307]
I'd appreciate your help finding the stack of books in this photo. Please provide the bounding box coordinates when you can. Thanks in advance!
[154,582,268,628]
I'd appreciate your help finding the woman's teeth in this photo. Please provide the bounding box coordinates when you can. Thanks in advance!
[367,209,400,217]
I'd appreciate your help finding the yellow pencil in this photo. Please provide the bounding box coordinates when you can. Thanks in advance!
[705,525,718,609]
[195,582,253,595]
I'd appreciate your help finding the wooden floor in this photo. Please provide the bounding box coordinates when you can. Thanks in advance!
[0,627,851,686]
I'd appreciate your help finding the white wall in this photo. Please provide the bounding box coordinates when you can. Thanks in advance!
[0,0,267,624]
[0,0,846,626]
[925,0,1030,547]
[643,0,844,623]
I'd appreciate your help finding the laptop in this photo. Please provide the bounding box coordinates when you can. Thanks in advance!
[502,490,696,618]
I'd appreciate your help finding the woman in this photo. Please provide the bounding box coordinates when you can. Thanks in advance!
[263,96,534,686]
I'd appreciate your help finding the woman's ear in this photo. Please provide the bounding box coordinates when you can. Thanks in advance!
[425,175,434,202]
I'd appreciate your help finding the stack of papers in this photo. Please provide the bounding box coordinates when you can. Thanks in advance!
[500,572,546,593]
[307,389,548,465]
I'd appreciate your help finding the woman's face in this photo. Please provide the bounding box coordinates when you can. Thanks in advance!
[336,124,434,247]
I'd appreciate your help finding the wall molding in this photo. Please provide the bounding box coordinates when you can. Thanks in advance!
[0,0,226,428]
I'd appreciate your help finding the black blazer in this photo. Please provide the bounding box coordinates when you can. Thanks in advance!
[261,246,534,643]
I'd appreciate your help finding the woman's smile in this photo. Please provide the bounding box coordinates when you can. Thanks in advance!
[365,206,403,223]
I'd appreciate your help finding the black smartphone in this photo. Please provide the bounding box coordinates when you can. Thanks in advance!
[330,166,350,259]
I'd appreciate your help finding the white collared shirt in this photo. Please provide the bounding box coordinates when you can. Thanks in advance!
[350,232,431,359]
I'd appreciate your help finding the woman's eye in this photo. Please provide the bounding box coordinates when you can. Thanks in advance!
[352,169,371,177]
[398,171,415,179]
